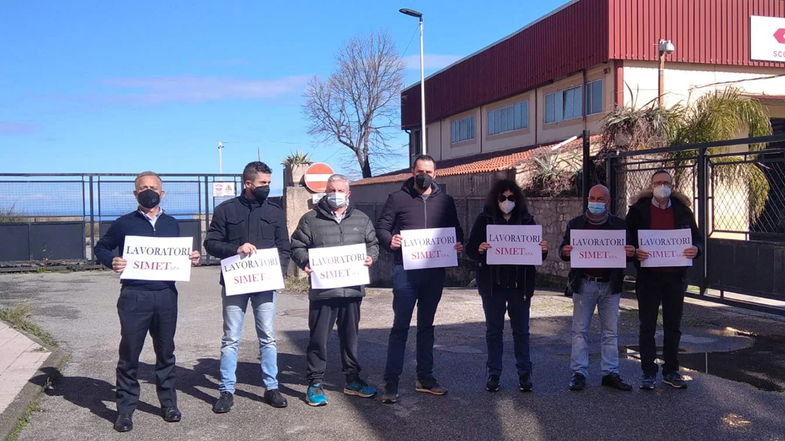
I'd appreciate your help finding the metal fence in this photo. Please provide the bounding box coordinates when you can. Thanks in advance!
[0,173,244,262]
[605,133,785,308]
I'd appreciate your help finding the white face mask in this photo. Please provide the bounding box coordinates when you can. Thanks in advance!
[499,200,515,214]
[653,184,672,200]
[327,192,348,208]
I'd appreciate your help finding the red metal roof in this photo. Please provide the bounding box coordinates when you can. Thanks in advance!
[402,0,785,130]
[351,136,599,186]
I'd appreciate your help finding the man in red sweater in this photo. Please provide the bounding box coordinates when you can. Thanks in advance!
[626,170,702,391]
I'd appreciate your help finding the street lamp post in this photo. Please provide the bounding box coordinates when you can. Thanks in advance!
[657,39,675,108]
[217,141,226,174]
[399,8,426,155]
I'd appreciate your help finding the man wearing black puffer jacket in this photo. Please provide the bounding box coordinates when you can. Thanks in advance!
[376,154,464,404]
[290,174,379,407]
[204,161,291,413]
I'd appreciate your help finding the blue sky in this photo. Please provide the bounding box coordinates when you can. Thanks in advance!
[1,0,569,195]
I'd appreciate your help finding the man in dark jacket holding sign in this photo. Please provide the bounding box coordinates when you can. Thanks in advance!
[559,184,634,393]
[204,161,291,413]
[95,171,200,432]
[290,174,379,407]
[375,154,464,404]
[626,169,702,391]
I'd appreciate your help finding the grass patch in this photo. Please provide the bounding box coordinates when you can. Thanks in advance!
[0,303,57,348]
[283,275,310,294]
[6,395,42,441]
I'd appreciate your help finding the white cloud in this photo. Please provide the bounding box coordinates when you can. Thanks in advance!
[402,54,462,71]
[97,75,311,105]
[0,122,36,135]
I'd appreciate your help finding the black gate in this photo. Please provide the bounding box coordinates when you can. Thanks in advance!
[605,134,785,312]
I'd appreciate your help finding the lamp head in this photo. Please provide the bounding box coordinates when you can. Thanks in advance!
[658,39,675,55]
[399,8,422,18]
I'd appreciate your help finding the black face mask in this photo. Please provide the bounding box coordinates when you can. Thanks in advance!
[414,173,433,192]
[252,185,270,202]
[137,189,160,209]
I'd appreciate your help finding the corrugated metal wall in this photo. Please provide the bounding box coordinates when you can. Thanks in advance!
[403,0,785,129]
[401,0,610,129]
[608,0,785,65]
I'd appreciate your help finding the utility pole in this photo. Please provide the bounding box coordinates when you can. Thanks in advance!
[218,141,226,174]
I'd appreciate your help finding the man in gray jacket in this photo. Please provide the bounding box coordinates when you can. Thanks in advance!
[290,174,379,407]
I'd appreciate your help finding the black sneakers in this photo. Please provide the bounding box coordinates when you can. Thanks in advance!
[212,391,234,413]
[640,373,656,390]
[381,381,399,404]
[601,373,632,391]
[161,406,182,422]
[663,372,688,389]
[486,375,501,392]
[519,373,533,392]
[569,373,586,391]
[264,388,288,408]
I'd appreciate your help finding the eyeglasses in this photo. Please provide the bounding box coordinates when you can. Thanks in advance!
[498,194,515,202]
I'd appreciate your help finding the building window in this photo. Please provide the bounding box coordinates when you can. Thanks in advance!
[544,81,603,123]
[585,80,603,115]
[488,101,528,135]
[451,115,475,143]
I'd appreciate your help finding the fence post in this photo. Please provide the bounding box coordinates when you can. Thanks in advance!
[88,175,95,260]
[582,130,590,211]
[697,148,708,295]
[606,154,617,215]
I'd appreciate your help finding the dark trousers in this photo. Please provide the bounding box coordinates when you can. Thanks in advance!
[306,297,362,384]
[116,285,178,414]
[481,288,532,377]
[384,265,446,384]
[635,271,685,376]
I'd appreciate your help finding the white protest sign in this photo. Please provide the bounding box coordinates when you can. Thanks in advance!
[401,227,458,270]
[220,248,285,296]
[569,229,627,268]
[120,235,193,281]
[486,225,542,265]
[638,228,693,268]
[308,243,369,289]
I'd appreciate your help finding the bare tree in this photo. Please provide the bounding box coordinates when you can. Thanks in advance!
[303,32,405,178]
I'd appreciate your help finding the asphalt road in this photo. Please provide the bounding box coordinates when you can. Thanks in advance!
[1,267,783,441]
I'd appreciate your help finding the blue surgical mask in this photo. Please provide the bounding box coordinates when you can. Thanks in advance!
[327,192,347,209]
[587,201,606,215]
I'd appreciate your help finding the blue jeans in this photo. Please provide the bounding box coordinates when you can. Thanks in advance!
[570,281,620,377]
[481,288,532,377]
[219,289,278,392]
[384,265,446,384]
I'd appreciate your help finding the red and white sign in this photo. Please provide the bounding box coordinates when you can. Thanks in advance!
[486,225,543,266]
[120,236,193,282]
[401,227,458,270]
[308,243,369,289]
[303,162,334,193]
[569,229,627,269]
[638,229,693,268]
[220,248,285,296]
[212,182,236,197]
[750,16,785,62]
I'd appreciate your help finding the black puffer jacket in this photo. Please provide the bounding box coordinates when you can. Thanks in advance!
[204,195,291,282]
[465,206,546,300]
[290,197,379,300]
[559,213,628,295]
[376,177,463,265]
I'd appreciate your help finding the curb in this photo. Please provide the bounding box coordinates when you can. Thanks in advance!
[0,329,69,441]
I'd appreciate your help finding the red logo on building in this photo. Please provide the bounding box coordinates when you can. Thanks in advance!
[774,28,785,44]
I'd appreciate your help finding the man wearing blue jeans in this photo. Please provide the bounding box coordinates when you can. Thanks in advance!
[559,185,634,392]
[204,161,291,412]
[376,155,463,404]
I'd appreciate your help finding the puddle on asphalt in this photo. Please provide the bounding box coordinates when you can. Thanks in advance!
[626,332,785,392]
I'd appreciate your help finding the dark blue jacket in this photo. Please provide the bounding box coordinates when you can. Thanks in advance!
[204,195,291,284]
[94,210,181,290]
[375,177,464,265]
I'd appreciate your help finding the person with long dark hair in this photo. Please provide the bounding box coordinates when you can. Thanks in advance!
[466,179,548,392]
